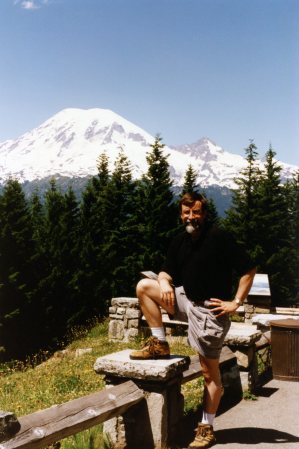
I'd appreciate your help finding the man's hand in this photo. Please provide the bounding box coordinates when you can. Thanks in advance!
[159,278,175,310]
[209,298,239,317]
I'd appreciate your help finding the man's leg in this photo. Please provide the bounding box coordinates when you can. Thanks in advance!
[136,278,175,326]
[130,279,174,360]
[188,355,221,448]
[200,355,223,417]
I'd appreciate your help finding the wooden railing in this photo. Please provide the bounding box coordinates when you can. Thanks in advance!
[0,380,144,449]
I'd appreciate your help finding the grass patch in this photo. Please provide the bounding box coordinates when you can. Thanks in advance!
[242,390,258,401]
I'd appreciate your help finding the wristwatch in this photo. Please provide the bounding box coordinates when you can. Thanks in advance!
[234,296,242,306]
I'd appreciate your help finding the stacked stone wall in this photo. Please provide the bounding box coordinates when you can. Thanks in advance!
[108,297,141,342]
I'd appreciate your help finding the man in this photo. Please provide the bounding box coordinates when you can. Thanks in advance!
[130,192,256,449]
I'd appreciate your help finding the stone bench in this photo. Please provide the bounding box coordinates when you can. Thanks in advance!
[94,346,240,449]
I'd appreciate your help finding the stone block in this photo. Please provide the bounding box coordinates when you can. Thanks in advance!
[108,320,124,340]
[233,346,255,369]
[109,314,123,320]
[147,391,167,447]
[111,297,139,308]
[126,308,141,319]
[109,306,117,314]
[116,307,126,315]
[127,319,139,328]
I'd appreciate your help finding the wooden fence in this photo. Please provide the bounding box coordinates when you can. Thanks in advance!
[0,380,144,449]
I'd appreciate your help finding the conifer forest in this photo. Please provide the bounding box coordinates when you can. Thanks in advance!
[0,137,298,361]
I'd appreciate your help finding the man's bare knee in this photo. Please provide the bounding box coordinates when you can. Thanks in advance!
[136,279,160,301]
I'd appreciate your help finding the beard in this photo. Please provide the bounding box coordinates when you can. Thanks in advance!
[185,219,201,234]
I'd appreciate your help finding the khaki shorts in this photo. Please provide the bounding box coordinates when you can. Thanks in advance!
[172,286,231,359]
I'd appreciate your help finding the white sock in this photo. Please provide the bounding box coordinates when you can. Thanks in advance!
[201,411,215,426]
[151,327,166,341]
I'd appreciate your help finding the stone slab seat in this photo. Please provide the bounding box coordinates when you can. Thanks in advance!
[94,350,191,449]
[93,346,241,449]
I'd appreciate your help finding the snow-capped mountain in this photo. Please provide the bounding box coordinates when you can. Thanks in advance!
[0,108,297,189]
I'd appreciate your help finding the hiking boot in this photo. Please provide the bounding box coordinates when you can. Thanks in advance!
[130,336,170,360]
[188,423,216,449]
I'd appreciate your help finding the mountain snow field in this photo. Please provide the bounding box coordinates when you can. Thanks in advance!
[0,108,297,188]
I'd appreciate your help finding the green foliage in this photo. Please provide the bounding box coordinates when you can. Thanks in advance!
[62,425,111,449]
[182,377,205,414]
[224,142,299,305]
[182,164,198,194]
[136,135,179,272]
[0,179,43,360]
[243,390,258,401]
[225,140,261,251]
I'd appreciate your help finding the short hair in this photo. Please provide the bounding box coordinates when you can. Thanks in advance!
[179,192,208,213]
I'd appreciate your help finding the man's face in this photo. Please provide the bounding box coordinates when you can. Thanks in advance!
[180,200,207,234]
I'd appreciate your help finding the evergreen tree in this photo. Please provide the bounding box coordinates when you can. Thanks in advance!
[206,197,221,226]
[61,187,81,327]
[100,149,141,298]
[225,143,296,305]
[78,152,112,318]
[0,179,41,360]
[96,151,110,189]
[182,164,198,194]
[136,135,178,272]
[254,146,294,304]
[41,179,71,343]
[30,189,46,247]
[224,140,261,258]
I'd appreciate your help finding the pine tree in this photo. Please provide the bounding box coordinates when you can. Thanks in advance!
[136,135,178,272]
[254,146,294,303]
[78,152,112,318]
[224,141,261,258]
[41,179,70,343]
[0,179,41,359]
[61,187,81,327]
[206,197,221,226]
[30,189,46,247]
[182,164,198,194]
[100,149,141,298]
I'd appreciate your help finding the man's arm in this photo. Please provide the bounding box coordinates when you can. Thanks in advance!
[233,267,257,306]
[210,267,257,316]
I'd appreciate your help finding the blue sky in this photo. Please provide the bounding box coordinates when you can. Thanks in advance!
[1,0,298,165]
